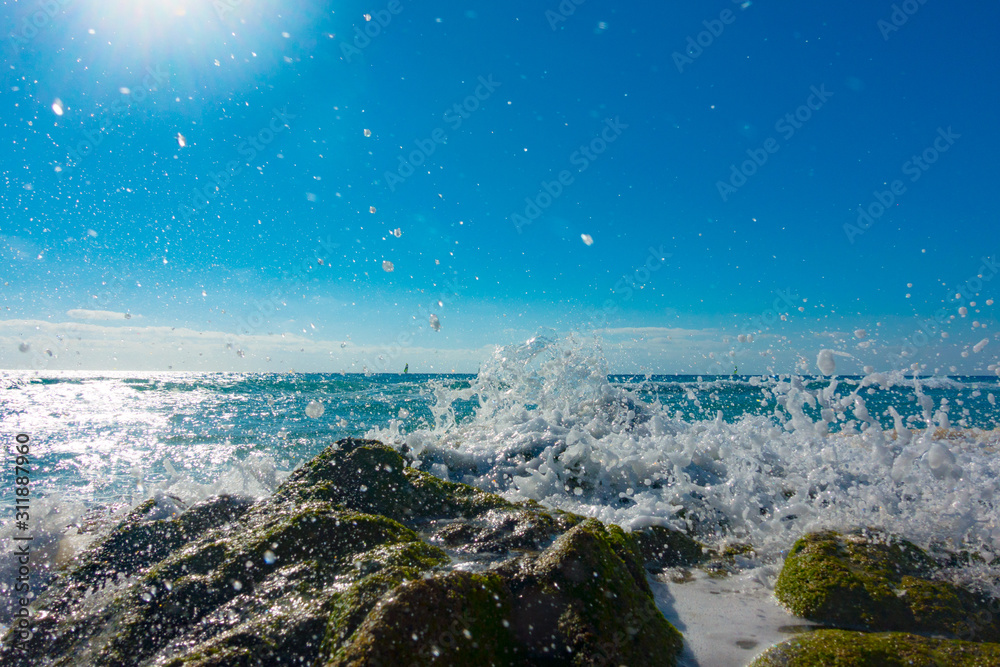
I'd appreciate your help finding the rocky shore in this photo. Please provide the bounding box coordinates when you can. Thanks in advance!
[2,438,999,666]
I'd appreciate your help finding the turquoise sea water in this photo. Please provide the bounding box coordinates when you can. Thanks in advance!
[4,369,998,503]
[2,336,1000,630]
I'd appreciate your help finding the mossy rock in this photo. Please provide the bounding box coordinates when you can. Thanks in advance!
[332,570,517,666]
[0,438,684,667]
[92,508,429,666]
[499,519,683,666]
[337,519,683,667]
[38,495,253,614]
[271,438,512,524]
[749,629,1000,666]
[430,506,582,554]
[774,530,1000,641]
[631,525,709,569]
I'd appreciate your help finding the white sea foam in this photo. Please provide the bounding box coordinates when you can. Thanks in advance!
[369,333,1000,593]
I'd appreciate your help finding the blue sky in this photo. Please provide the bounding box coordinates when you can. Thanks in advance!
[1,0,998,375]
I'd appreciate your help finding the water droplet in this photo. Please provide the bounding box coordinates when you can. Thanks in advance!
[305,400,325,419]
[382,260,394,272]
[263,550,276,565]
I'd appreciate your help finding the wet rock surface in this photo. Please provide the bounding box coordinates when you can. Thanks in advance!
[749,629,1000,666]
[1,438,685,666]
[766,529,1000,665]
[774,530,1000,641]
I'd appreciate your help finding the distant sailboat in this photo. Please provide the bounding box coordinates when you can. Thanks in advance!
[733,364,738,376]
[403,363,409,374]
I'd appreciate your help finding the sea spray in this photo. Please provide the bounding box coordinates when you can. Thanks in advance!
[369,334,1000,594]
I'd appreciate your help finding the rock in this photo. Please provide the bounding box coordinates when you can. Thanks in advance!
[269,437,511,523]
[331,570,516,666]
[34,494,255,618]
[774,530,1000,641]
[631,525,709,569]
[749,629,1000,666]
[499,519,684,665]
[429,504,584,554]
[1,439,684,667]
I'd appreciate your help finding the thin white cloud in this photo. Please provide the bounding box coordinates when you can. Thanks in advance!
[0,319,491,373]
[67,309,138,321]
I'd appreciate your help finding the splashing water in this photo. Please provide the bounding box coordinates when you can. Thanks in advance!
[369,333,1000,589]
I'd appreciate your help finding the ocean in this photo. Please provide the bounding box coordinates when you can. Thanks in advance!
[2,335,999,663]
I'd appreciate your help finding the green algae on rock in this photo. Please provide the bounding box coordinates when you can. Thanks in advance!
[631,524,709,569]
[749,629,1000,667]
[773,530,1000,641]
[1,438,684,667]
[499,519,684,665]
